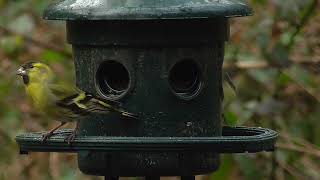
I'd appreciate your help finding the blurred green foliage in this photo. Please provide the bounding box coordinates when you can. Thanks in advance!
[0,0,319,180]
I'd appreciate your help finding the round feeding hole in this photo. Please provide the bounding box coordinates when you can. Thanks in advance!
[169,59,203,100]
[96,61,130,99]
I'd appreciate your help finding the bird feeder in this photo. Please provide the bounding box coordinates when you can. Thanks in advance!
[16,0,278,179]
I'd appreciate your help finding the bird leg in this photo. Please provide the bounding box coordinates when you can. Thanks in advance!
[42,122,67,143]
[64,121,80,144]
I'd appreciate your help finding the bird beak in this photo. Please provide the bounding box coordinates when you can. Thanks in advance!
[16,67,27,76]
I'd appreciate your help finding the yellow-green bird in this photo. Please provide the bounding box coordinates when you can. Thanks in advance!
[16,62,137,143]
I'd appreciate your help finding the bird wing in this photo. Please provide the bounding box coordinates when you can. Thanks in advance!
[55,92,138,119]
[49,83,123,107]
[49,83,79,99]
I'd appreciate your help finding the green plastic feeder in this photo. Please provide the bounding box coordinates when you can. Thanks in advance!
[16,0,277,179]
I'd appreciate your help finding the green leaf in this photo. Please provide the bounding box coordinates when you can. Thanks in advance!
[270,43,290,66]
[284,64,320,101]
[286,65,317,88]
[32,0,50,15]
[224,111,238,127]
[248,69,278,85]
[235,155,263,180]
[276,72,291,86]
[209,155,234,180]
[41,50,66,63]
[0,35,24,55]
[3,109,21,125]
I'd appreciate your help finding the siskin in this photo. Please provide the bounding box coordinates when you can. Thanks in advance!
[16,62,137,143]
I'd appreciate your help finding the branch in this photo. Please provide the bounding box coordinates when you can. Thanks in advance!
[0,25,72,58]
[261,152,306,179]
[287,0,319,50]
[223,57,320,70]
[0,127,13,143]
[275,158,306,180]
[279,132,320,152]
[276,143,320,158]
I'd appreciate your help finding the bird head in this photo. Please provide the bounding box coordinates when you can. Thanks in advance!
[17,62,53,85]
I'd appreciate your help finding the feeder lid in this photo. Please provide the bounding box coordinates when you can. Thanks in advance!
[43,0,253,20]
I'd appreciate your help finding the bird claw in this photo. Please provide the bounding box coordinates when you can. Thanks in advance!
[41,132,53,143]
[42,131,77,144]
[64,131,77,145]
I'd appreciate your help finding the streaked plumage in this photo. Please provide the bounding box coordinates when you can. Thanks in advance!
[17,62,137,143]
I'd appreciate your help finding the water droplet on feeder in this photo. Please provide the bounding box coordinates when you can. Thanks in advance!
[186,122,193,127]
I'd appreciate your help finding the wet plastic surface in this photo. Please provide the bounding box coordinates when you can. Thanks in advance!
[43,0,252,20]
[16,126,277,154]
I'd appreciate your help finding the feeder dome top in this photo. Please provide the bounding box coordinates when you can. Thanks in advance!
[44,0,252,20]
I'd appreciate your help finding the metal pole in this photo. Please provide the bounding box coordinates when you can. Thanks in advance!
[105,176,119,180]
[181,176,195,180]
[145,176,160,180]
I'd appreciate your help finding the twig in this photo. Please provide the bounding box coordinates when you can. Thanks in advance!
[287,0,319,50]
[275,158,305,180]
[223,57,320,70]
[261,153,304,180]
[0,127,13,143]
[276,143,320,158]
[301,158,320,176]
[0,25,72,57]
[279,132,320,152]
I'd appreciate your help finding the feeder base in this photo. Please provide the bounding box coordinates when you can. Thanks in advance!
[15,126,277,176]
